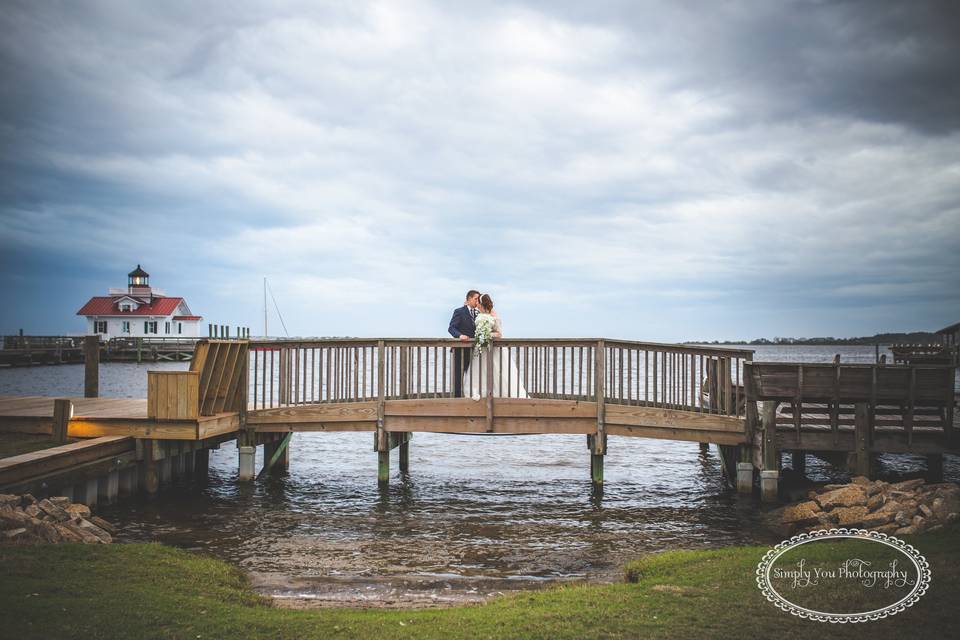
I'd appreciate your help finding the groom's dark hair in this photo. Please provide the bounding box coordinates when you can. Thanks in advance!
[466,289,480,301]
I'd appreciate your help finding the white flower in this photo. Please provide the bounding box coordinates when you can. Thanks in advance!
[474,313,494,349]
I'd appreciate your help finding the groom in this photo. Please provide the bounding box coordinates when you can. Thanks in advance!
[448,290,480,398]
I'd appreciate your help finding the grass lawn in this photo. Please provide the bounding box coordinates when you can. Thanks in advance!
[1,525,957,639]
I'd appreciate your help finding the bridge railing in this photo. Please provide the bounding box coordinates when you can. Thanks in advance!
[246,338,753,418]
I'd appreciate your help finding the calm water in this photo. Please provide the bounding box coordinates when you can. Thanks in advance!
[2,344,956,605]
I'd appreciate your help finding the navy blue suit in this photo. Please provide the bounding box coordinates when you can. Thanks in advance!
[448,306,476,397]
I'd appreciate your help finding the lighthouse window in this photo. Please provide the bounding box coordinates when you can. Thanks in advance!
[94,320,108,334]
[122,321,130,333]
[144,321,158,334]
[120,303,132,312]
[177,322,182,334]
[165,321,171,334]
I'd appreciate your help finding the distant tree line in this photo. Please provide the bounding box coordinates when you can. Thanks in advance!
[684,332,940,346]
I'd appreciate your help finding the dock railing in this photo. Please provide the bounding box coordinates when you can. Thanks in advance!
[247,338,754,418]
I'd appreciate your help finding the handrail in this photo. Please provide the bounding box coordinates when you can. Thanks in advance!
[245,337,752,419]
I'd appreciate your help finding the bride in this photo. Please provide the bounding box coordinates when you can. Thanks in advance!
[464,294,528,400]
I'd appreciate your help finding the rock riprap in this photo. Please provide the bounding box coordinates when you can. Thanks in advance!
[766,477,960,537]
[0,494,116,544]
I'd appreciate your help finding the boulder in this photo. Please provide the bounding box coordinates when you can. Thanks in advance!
[61,521,103,544]
[860,511,895,527]
[0,495,18,507]
[24,504,41,518]
[35,521,63,544]
[48,496,71,507]
[1,508,33,528]
[52,523,83,543]
[866,493,885,511]
[1,527,29,541]
[74,519,112,544]
[815,485,867,509]
[88,515,116,535]
[65,503,91,519]
[891,478,925,492]
[895,510,914,526]
[37,499,70,522]
[833,506,871,526]
[18,494,37,507]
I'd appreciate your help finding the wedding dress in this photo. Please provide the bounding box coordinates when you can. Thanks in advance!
[464,315,528,400]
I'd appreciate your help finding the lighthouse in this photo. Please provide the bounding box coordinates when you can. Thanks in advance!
[76,266,203,338]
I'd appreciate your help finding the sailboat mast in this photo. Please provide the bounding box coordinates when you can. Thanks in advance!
[263,277,268,338]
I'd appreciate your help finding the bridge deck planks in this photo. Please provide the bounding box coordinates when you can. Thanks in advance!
[0,396,239,441]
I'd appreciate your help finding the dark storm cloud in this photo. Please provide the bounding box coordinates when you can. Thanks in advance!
[0,0,957,339]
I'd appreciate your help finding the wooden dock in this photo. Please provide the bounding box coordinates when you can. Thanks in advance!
[1,337,957,504]
[0,336,202,366]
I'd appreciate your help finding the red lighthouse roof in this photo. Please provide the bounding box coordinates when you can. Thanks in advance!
[76,296,186,317]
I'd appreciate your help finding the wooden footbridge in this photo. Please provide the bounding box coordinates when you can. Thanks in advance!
[0,338,956,504]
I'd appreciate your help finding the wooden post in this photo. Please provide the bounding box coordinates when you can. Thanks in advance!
[399,439,410,473]
[98,470,119,504]
[761,400,779,471]
[399,346,409,399]
[854,402,871,477]
[258,433,292,478]
[141,440,160,495]
[84,335,99,398]
[594,340,606,454]
[136,337,142,363]
[926,454,944,482]
[376,340,389,486]
[195,449,210,478]
[591,451,604,486]
[743,362,758,446]
[791,450,806,475]
[378,451,389,486]
[52,398,72,443]
[485,346,494,432]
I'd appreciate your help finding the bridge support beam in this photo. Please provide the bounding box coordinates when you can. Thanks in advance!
[760,401,780,502]
[238,446,256,481]
[590,453,604,486]
[790,450,806,476]
[399,440,410,473]
[926,453,943,482]
[737,463,754,494]
[587,433,605,488]
[378,451,390,486]
[760,470,779,502]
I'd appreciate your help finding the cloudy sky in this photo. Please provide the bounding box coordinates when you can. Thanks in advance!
[1,0,958,340]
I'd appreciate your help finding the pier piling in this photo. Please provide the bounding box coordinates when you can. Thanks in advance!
[238,446,255,481]
[378,451,390,486]
[736,462,753,493]
[760,470,779,502]
[84,335,99,398]
[98,470,119,504]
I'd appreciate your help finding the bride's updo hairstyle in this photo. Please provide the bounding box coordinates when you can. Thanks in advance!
[479,294,494,312]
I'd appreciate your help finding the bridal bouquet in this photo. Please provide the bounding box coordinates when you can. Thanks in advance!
[474,313,494,350]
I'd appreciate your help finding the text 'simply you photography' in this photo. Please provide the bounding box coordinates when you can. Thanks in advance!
[1,1,958,639]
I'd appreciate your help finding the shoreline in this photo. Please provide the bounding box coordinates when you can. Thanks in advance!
[3,530,958,638]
